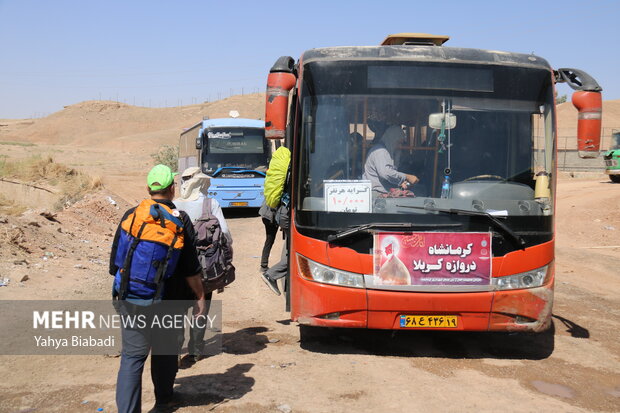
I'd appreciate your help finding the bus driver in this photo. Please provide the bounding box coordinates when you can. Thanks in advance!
[363,125,419,195]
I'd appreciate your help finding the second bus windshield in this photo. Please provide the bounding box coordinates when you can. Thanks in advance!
[202,127,269,175]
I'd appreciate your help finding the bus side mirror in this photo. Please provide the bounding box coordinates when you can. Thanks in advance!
[265,56,296,140]
[572,91,602,158]
[196,129,203,150]
[555,68,603,159]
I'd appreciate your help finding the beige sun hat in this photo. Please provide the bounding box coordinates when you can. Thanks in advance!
[179,167,211,201]
[181,166,201,179]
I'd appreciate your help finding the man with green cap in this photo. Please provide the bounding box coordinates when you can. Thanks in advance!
[109,164,206,413]
[147,163,178,191]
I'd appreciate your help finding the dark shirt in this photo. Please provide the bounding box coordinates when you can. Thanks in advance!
[109,198,201,300]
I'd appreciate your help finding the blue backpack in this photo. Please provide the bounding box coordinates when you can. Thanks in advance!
[113,199,184,302]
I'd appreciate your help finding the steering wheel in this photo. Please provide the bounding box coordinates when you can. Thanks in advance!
[462,174,506,182]
[315,164,345,192]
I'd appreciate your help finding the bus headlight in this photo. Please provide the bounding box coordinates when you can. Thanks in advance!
[297,255,365,289]
[492,264,551,290]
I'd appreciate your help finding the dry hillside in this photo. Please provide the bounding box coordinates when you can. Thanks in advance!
[0,93,267,202]
[0,93,266,148]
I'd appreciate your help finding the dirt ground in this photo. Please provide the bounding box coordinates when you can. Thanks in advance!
[0,170,617,413]
[0,98,619,412]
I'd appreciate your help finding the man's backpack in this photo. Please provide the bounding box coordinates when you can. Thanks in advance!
[113,199,184,301]
[194,198,235,293]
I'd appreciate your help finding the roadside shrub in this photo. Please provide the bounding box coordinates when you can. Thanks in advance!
[151,145,179,172]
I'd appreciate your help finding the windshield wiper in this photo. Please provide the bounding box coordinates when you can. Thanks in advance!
[326,222,461,243]
[396,204,526,250]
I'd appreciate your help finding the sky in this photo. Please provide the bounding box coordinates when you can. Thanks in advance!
[0,0,619,119]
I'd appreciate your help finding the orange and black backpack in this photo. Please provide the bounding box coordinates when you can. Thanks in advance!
[113,199,184,301]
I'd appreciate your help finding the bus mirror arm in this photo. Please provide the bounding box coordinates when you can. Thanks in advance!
[554,68,601,92]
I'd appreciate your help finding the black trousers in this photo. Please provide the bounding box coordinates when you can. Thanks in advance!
[261,218,279,269]
[266,237,288,281]
[115,302,182,413]
[185,291,213,356]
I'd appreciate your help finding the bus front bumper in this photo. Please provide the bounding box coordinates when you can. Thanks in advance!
[293,276,554,333]
[211,189,264,208]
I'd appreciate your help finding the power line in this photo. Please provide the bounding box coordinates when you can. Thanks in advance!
[0,76,265,90]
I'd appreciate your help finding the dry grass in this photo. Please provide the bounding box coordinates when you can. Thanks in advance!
[0,141,36,147]
[0,155,65,181]
[0,194,27,215]
[0,156,103,211]
[55,173,103,210]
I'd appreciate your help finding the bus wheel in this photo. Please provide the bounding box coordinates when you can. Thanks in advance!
[299,325,328,343]
[610,175,620,183]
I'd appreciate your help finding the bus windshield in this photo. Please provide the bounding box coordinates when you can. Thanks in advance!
[296,61,556,246]
[202,127,270,176]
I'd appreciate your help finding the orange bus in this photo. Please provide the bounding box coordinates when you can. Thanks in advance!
[264,34,602,334]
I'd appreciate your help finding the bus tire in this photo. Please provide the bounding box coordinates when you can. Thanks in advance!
[299,325,327,343]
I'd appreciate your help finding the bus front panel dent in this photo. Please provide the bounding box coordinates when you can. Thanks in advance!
[489,278,555,332]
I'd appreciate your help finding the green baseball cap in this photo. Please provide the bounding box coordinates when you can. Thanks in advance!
[147,164,177,190]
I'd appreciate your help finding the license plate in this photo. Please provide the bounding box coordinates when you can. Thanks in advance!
[605,159,618,167]
[400,315,458,328]
[230,202,248,207]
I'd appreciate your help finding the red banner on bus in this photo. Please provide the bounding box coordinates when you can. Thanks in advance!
[372,232,492,286]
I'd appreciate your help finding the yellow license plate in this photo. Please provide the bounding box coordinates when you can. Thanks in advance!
[400,315,458,328]
[230,202,248,207]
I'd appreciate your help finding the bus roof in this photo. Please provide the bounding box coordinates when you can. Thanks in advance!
[301,46,552,71]
[201,118,264,129]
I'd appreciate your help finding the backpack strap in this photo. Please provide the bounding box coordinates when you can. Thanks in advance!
[118,221,148,300]
[128,212,137,234]
[152,228,181,301]
[201,197,213,218]
[152,203,167,228]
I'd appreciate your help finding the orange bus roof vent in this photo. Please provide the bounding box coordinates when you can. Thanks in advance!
[381,33,450,46]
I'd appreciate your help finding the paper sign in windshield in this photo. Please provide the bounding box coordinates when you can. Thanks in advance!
[373,232,491,286]
[324,180,372,213]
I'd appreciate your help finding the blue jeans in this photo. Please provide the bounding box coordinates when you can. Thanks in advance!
[115,302,182,413]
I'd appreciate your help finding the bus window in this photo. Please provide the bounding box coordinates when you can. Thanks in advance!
[202,127,270,176]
